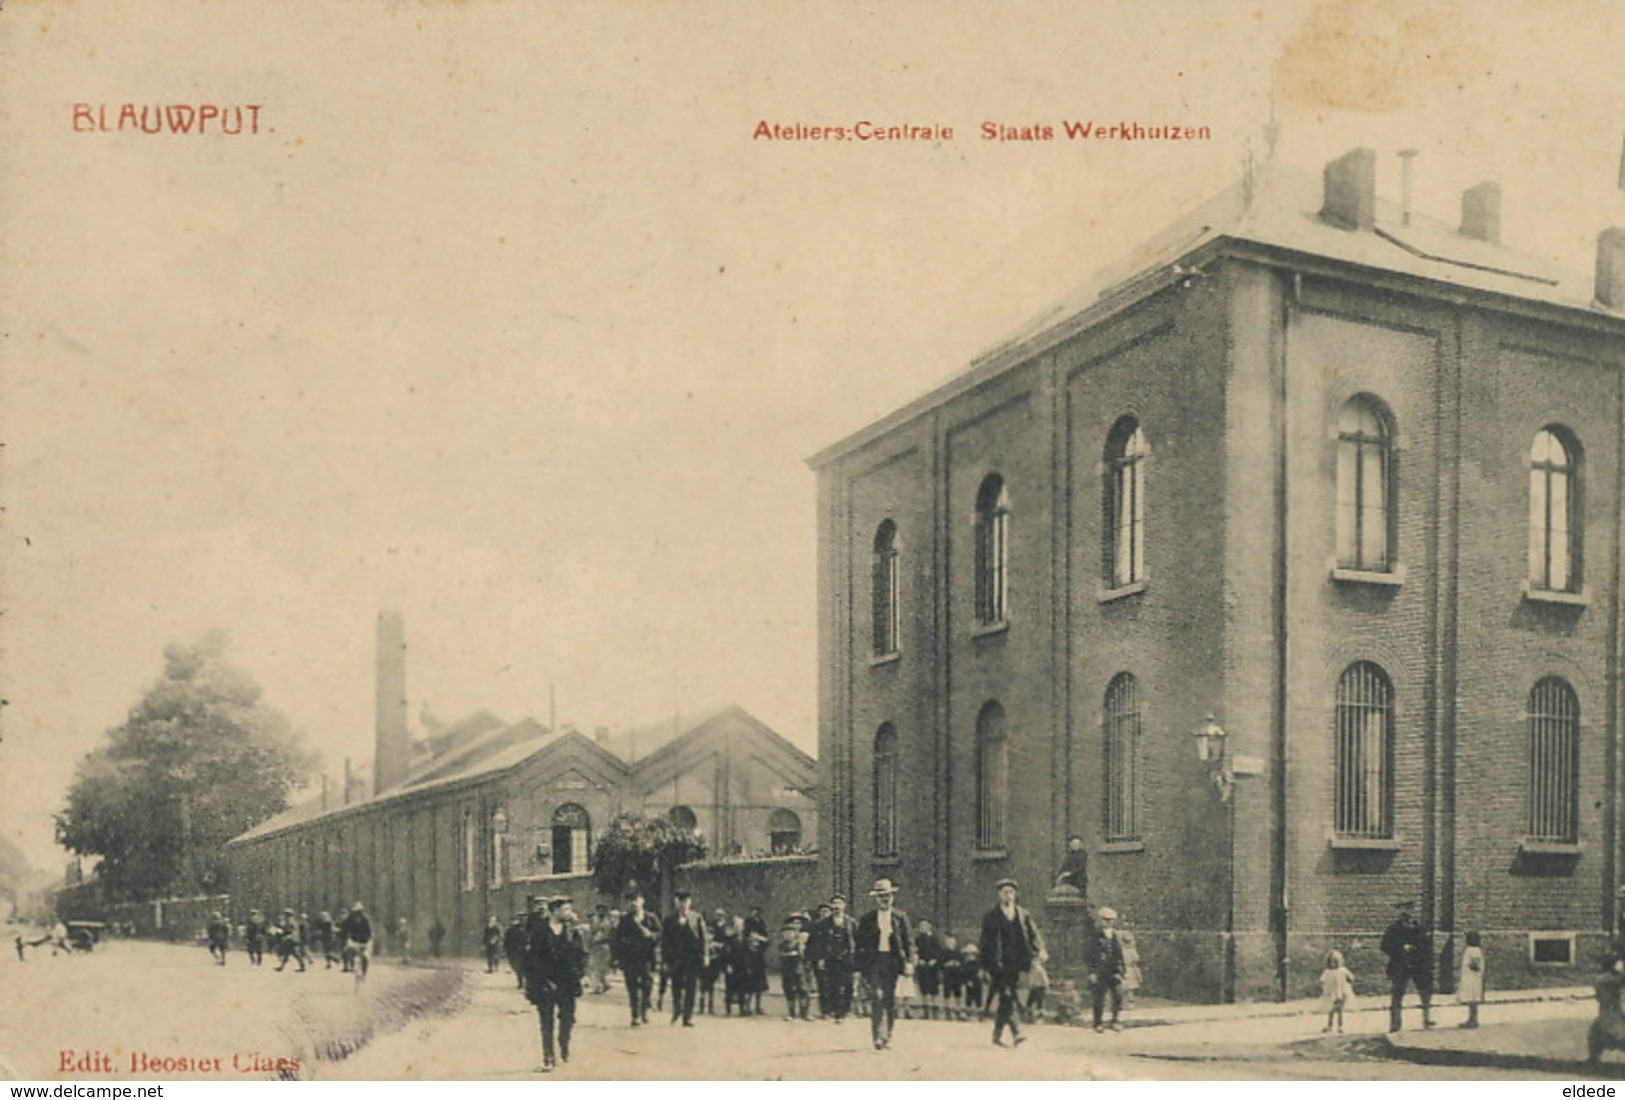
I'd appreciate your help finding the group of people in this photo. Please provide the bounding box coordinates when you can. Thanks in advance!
[204,902,378,978]
[494,874,1140,1072]
[1317,900,1490,1035]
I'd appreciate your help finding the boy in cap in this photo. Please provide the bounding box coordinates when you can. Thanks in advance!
[613,892,662,1026]
[979,878,1045,1047]
[855,878,915,1050]
[778,913,812,1020]
[525,896,587,1071]
[811,894,856,1022]
[1086,906,1126,1031]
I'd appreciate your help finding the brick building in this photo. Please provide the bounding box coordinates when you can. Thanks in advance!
[225,613,817,954]
[810,150,1624,1002]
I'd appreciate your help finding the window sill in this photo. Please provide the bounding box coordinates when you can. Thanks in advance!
[972,848,1010,863]
[970,620,1010,640]
[1328,834,1402,851]
[868,651,902,668]
[1518,838,1582,856]
[1097,580,1148,603]
[1329,562,1407,587]
[1100,839,1145,854]
[872,855,901,868]
[1521,583,1590,608]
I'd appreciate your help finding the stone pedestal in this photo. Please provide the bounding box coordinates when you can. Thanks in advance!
[1042,887,1096,980]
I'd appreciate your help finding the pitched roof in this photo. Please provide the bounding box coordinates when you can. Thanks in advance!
[228,703,786,845]
[811,156,1621,470]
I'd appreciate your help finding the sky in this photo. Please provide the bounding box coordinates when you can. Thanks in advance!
[1,0,1621,876]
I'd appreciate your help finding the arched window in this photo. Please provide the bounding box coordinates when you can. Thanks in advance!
[668,805,698,831]
[873,723,899,858]
[1529,428,1581,593]
[768,809,803,855]
[1527,677,1579,843]
[975,702,1008,850]
[551,803,592,875]
[1335,397,1394,571]
[1103,674,1140,841]
[872,521,901,656]
[975,475,1010,625]
[1105,419,1148,587]
[1334,663,1393,839]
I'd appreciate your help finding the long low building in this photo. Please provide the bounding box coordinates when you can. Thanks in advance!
[226,614,816,952]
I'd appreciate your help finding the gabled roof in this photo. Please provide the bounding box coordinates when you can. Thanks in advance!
[229,703,807,846]
[631,704,816,791]
[810,157,1622,470]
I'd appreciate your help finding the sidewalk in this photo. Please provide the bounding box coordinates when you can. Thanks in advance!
[1102,984,1621,1078]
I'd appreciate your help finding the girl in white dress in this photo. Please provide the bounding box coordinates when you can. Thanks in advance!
[1319,949,1356,1034]
[1457,930,1485,1028]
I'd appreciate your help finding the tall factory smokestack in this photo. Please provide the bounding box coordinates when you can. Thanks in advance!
[375,610,410,793]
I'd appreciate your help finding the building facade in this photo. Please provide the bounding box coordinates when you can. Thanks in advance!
[811,151,1624,1001]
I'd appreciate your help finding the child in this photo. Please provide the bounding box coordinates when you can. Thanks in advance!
[1319,949,1356,1034]
[1119,928,1142,1009]
[939,935,965,1020]
[1024,956,1049,1024]
[960,942,985,1020]
[1457,931,1485,1029]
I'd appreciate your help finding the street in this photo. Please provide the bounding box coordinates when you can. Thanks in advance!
[0,940,1594,1081]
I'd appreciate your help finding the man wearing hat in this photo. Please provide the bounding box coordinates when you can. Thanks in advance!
[855,878,915,1050]
[1380,901,1435,1031]
[206,911,230,966]
[979,879,1046,1047]
[805,901,835,1018]
[340,901,373,981]
[809,894,857,1022]
[613,892,663,1026]
[662,890,709,1027]
[244,908,268,967]
[525,896,587,1071]
[1085,906,1126,1032]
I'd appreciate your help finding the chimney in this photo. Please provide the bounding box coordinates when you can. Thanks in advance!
[1321,148,1377,232]
[1460,182,1502,243]
[1597,227,1625,312]
[374,610,411,793]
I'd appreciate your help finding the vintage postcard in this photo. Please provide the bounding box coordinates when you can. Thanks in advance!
[2,0,1622,1085]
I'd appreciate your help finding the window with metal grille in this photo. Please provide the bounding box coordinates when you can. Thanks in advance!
[1334,662,1393,838]
[1105,419,1148,587]
[1103,673,1140,841]
[1335,397,1393,571]
[1529,428,1581,593]
[974,475,1010,625]
[1527,677,1579,843]
[873,723,899,858]
[551,803,592,875]
[872,521,901,656]
[975,702,1008,850]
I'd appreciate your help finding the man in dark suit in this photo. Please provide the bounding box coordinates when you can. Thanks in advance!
[661,890,709,1027]
[810,894,857,1022]
[1381,900,1435,1032]
[614,892,663,1026]
[854,878,915,1051]
[978,878,1046,1047]
[524,896,587,1072]
[1086,906,1126,1032]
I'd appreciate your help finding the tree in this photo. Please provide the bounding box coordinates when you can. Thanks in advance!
[55,633,317,901]
[590,812,706,909]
